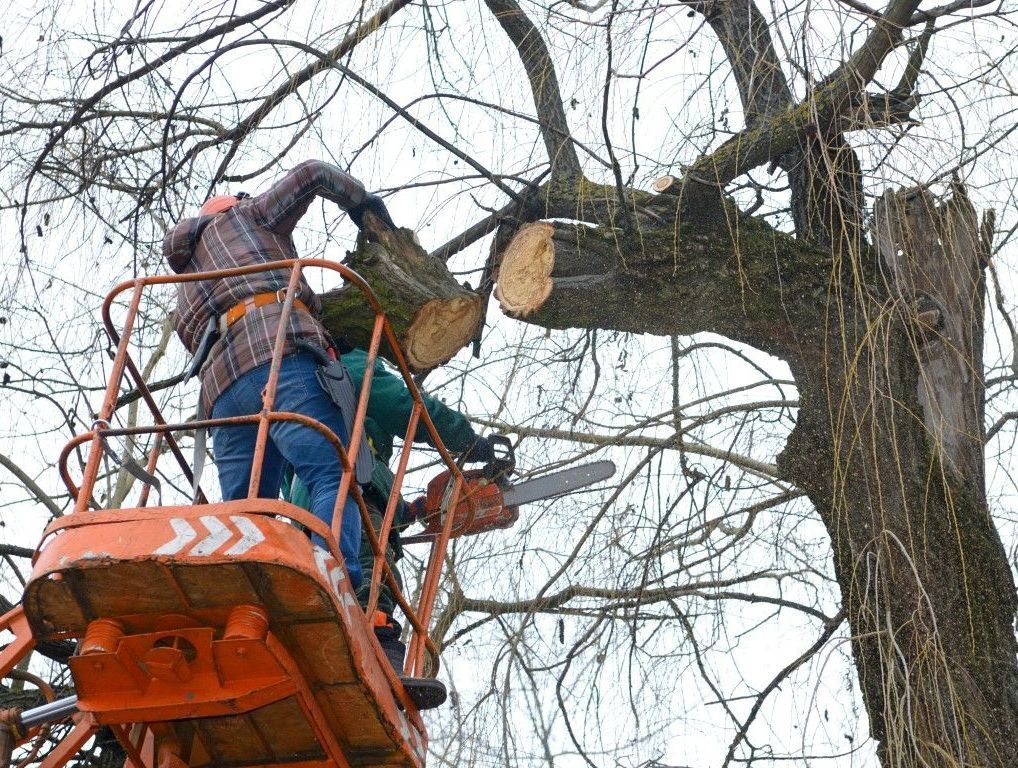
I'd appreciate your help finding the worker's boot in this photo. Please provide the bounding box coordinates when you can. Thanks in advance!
[373,613,448,710]
[373,613,406,674]
[402,677,447,710]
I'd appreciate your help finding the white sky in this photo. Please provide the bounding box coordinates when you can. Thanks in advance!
[0,1,1016,766]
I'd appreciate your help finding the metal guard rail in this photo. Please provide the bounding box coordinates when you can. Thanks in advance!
[49,257,469,678]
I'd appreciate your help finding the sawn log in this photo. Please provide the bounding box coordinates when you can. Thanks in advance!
[319,213,483,371]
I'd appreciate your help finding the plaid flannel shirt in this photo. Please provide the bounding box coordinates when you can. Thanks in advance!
[164,160,367,412]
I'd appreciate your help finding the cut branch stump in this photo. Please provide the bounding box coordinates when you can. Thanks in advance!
[494,221,618,318]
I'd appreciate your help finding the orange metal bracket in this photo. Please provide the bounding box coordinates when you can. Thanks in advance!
[0,609,35,681]
[38,717,97,768]
[69,621,296,723]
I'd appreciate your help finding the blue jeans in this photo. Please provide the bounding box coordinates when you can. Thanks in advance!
[211,353,362,588]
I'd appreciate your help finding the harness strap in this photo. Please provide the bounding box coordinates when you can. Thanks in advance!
[191,400,208,503]
[218,291,310,334]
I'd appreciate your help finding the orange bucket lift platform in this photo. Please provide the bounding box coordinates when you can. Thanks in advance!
[0,258,473,768]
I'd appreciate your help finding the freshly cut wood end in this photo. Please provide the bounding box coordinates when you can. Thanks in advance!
[406,294,483,370]
[652,174,678,194]
[494,222,555,317]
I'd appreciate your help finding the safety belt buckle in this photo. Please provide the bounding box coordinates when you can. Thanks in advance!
[276,285,302,302]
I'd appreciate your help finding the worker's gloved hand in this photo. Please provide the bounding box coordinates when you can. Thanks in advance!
[407,496,427,522]
[461,436,496,464]
[349,194,397,231]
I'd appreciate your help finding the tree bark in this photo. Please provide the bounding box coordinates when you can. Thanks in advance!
[318,216,482,370]
[782,346,1018,766]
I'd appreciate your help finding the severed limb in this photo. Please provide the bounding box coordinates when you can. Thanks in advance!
[319,213,483,370]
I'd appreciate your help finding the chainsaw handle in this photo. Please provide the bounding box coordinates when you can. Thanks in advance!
[483,434,515,481]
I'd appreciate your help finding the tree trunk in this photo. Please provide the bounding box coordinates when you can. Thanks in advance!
[319,215,482,370]
[783,349,1018,767]
[775,183,1018,768]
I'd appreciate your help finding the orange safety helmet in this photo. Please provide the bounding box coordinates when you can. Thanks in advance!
[199,194,241,216]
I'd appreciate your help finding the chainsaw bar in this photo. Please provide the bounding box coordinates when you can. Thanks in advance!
[502,460,616,507]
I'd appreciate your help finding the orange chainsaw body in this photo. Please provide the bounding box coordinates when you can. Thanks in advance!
[417,469,519,538]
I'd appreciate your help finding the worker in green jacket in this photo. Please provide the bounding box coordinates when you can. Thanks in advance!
[283,346,494,670]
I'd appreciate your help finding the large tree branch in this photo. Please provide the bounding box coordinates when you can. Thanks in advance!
[492,182,832,361]
[824,0,924,85]
[483,0,583,179]
[688,0,795,125]
[320,214,482,370]
[669,0,924,250]
[681,0,922,192]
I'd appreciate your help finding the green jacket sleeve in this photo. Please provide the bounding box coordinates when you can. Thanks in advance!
[281,464,312,509]
[344,350,478,454]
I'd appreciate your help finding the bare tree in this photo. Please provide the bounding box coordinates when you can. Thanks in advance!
[1,1,1017,766]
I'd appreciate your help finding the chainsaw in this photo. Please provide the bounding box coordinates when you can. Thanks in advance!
[407,436,615,540]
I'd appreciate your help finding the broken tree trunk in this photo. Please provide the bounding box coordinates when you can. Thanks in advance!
[318,213,482,370]
[873,182,990,493]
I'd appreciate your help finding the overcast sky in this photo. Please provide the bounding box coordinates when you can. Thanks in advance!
[0,2,1016,766]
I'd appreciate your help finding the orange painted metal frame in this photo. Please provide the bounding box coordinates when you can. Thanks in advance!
[3,257,473,767]
[38,718,98,768]
[27,500,430,765]
[60,258,468,675]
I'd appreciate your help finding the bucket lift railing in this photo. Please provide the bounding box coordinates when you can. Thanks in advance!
[52,257,467,678]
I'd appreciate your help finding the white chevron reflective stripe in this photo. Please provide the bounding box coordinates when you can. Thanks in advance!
[398,714,426,763]
[191,515,232,556]
[224,515,265,555]
[155,518,197,555]
[326,563,344,595]
[313,546,329,577]
[313,546,344,596]
[154,516,267,557]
